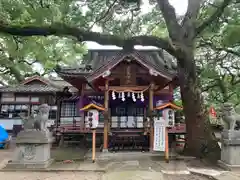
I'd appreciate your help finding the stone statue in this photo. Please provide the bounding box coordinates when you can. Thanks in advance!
[5,104,53,169]
[20,104,50,132]
[221,103,240,130]
[19,113,34,130]
[219,103,240,169]
[34,104,50,131]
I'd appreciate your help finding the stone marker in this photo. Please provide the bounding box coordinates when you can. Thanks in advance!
[218,103,240,170]
[5,104,54,169]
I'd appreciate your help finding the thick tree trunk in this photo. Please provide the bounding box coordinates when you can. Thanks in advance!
[177,55,221,161]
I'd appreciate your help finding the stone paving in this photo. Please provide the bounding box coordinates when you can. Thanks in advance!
[0,171,209,180]
[1,148,240,180]
[0,172,103,180]
[213,172,240,180]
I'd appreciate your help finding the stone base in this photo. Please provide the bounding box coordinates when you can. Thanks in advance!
[4,158,54,170]
[222,130,240,140]
[218,160,240,171]
[102,149,108,153]
[221,141,240,165]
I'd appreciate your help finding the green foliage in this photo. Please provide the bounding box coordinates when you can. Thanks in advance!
[0,34,86,84]
[173,100,182,107]
[192,1,240,108]
[0,0,88,84]
[0,0,239,113]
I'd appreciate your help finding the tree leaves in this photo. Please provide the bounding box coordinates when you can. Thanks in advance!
[0,0,89,84]
[0,0,238,108]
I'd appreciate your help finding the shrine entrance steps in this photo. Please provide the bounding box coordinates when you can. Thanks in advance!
[84,151,178,162]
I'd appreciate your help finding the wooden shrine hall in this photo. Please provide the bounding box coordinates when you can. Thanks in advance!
[55,49,185,152]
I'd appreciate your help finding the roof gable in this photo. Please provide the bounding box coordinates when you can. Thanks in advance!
[86,52,175,82]
[155,102,182,110]
[21,75,50,85]
[0,75,64,93]
[55,49,177,85]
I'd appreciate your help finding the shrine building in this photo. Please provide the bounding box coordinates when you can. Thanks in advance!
[55,48,185,151]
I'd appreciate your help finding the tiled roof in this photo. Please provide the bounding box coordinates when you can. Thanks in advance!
[0,84,61,93]
[48,77,78,92]
[0,76,78,93]
[56,49,177,79]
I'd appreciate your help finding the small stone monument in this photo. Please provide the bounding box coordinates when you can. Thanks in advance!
[5,104,54,169]
[218,103,240,170]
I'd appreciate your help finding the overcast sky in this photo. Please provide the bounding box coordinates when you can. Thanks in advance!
[86,0,188,50]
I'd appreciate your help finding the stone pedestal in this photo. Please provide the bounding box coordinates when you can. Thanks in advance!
[218,130,240,170]
[5,130,54,169]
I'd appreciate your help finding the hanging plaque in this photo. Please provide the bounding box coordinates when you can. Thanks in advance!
[153,118,166,151]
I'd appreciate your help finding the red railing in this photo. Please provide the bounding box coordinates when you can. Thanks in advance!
[54,123,186,134]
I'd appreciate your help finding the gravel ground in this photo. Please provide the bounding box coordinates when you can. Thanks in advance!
[0,172,210,180]
[163,174,209,180]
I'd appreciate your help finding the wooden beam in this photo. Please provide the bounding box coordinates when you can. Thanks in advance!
[83,87,171,95]
[99,85,159,91]
[103,80,109,151]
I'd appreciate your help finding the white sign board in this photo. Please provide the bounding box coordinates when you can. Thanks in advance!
[163,108,175,127]
[153,118,166,151]
[89,109,99,129]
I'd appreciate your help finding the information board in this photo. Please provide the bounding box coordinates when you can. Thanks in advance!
[87,109,99,129]
[153,118,166,151]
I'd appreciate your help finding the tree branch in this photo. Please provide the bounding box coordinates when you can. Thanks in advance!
[182,0,203,37]
[88,0,117,30]
[156,0,182,41]
[17,59,38,66]
[0,79,7,86]
[0,23,176,56]
[199,38,240,57]
[201,82,218,92]
[195,0,233,36]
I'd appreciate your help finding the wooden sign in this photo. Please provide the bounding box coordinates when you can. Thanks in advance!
[153,118,166,151]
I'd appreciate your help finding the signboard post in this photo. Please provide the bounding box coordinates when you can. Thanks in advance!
[87,109,99,163]
[92,128,96,163]
[165,128,169,163]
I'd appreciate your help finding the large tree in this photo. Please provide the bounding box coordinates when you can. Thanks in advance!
[0,0,237,158]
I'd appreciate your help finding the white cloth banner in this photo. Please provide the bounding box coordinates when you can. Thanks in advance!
[153,119,166,151]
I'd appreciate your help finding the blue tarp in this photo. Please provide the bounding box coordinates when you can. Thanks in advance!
[0,125,8,148]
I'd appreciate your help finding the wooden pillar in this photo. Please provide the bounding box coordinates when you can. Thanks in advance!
[149,82,154,151]
[80,84,86,128]
[169,84,174,102]
[165,127,169,163]
[103,80,109,152]
[56,95,62,147]
[56,96,61,128]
